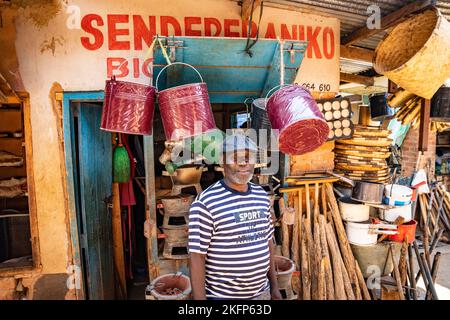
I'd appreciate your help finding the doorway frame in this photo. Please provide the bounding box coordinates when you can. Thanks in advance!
[62,91,158,300]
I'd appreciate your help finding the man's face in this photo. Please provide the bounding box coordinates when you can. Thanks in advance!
[223,150,256,185]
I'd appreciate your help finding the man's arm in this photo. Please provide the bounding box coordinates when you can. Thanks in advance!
[188,200,213,300]
[268,238,282,300]
[189,252,207,300]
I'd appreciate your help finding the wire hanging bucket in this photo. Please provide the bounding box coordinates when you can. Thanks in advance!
[156,62,216,141]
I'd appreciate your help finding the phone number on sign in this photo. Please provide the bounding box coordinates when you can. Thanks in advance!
[300,83,332,92]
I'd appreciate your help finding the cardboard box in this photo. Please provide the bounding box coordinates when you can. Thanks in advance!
[290,141,335,174]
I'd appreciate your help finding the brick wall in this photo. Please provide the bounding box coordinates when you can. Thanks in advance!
[401,128,436,177]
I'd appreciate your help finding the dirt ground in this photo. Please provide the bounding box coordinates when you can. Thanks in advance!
[413,241,450,300]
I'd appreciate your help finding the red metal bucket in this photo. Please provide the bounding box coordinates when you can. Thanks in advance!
[266,85,329,155]
[101,77,156,135]
[156,63,216,141]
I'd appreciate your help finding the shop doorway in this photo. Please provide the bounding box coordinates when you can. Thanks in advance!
[63,92,152,300]
[66,101,114,299]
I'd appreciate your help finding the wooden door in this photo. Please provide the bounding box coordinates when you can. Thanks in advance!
[75,103,114,300]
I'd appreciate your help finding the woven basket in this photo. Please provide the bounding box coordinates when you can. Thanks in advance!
[374,8,450,99]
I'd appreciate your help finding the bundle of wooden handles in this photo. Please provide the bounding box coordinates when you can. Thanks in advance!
[280,182,371,300]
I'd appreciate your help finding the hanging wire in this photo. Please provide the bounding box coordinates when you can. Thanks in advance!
[244,0,264,57]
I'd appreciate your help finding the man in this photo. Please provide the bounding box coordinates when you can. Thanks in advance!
[188,133,281,300]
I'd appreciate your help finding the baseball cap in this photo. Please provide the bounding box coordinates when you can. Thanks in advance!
[222,132,259,154]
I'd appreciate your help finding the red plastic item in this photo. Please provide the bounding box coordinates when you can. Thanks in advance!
[388,220,417,244]
[156,63,216,141]
[101,77,156,135]
[158,83,216,141]
[266,85,329,155]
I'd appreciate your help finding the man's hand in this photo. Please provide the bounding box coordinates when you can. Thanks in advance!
[271,287,283,300]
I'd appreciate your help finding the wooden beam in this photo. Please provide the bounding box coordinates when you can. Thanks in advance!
[340,45,374,63]
[0,72,20,103]
[241,0,263,22]
[340,72,375,86]
[419,99,431,152]
[342,0,434,46]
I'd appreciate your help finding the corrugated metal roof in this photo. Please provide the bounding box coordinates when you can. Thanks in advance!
[262,0,449,50]
[340,58,372,74]
[244,0,450,77]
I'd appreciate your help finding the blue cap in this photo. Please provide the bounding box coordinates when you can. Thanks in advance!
[222,132,259,154]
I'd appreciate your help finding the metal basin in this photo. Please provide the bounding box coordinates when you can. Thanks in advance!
[351,242,402,278]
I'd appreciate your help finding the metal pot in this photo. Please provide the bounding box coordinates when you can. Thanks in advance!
[338,197,370,222]
[346,220,398,246]
[351,181,384,204]
[369,93,395,121]
[430,86,450,121]
[379,203,412,223]
[148,273,191,300]
[163,165,207,185]
[274,255,295,289]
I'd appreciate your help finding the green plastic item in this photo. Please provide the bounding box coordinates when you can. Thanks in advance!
[188,129,225,165]
[113,145,131,183]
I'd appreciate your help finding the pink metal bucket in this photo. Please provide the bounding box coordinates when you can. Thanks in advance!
[266,84,329,155]
[101,77,156,135]
[156,63,216,141]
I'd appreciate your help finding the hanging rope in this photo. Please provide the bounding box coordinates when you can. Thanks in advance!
[244,0,264,57]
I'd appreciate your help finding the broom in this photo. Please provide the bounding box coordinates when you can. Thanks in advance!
[113,134,131,183]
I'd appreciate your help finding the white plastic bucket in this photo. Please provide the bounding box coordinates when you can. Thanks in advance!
[384,184,412,206]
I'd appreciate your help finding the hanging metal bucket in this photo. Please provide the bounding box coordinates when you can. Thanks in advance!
[251,98,273,150]
[369,93,395,121]
[430,86,450,121]
[373,8,450,99]
[100,77,156,135]
[156,62,216,141]
[265,84,329,155]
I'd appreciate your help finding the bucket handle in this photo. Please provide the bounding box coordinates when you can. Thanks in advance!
[264,84,292,109]
[155,62,204,92]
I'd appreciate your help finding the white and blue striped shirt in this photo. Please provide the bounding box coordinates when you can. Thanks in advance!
[188,180,274,299]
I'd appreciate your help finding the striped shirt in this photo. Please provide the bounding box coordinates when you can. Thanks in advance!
[188,179,274,299]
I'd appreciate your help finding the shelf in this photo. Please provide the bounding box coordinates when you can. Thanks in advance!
[437,145,450,148]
